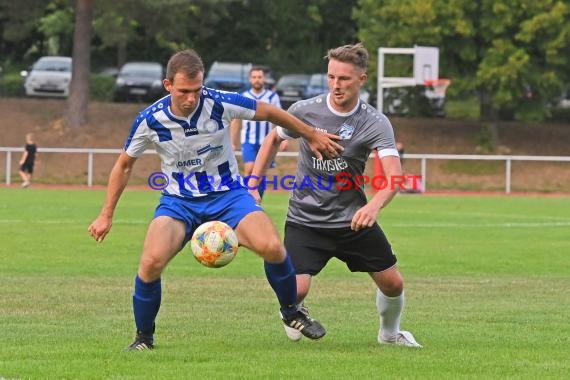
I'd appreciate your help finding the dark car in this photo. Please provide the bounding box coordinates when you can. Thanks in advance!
[113,62,166,102]
[305,73,328,99]
[204,62,252,92]
[275,74,310,109]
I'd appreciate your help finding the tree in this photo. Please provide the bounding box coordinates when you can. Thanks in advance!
[355,0,570,123]
[64,0,93,129]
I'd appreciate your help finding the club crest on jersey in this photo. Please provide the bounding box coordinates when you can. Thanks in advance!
[338,123,354,140]
[200,119,220,134]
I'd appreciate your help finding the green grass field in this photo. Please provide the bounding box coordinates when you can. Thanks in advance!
[1,188,569,379]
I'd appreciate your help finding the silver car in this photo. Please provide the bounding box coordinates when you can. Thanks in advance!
[23,56,72,98]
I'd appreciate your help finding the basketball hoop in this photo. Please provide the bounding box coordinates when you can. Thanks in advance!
[424,79,451,97]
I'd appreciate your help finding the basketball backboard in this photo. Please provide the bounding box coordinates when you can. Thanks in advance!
[377,45,440,111]
[413,46,438,84]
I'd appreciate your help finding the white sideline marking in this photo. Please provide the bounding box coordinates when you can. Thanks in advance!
[388,221,570,228]
[0,219,149,225]
[1,219,570,228]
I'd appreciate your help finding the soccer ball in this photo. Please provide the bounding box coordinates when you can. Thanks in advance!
[190,221,239,268]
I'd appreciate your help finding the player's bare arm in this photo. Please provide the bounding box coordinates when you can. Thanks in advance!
[351,155,402,231]
[253,102,343,160]
[230,118,241,151]
[19,150,28,165]
[248,129,284,203]
[88,151,138,242]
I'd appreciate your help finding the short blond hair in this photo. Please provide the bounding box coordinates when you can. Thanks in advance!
[325,43,369,72]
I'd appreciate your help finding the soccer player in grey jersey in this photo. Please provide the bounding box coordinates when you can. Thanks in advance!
[250,43,421,347]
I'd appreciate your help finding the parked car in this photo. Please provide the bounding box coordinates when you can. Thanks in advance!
[305,73,328,98]
[275,74,310,109]
[113,62,166,102]
[22,56,72,98]
[204,62,252,92]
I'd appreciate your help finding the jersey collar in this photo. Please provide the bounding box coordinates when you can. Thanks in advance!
[326,93,360,117]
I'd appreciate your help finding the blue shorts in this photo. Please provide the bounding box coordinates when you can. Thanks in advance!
[242,142,276,168]
[153,188,263,247]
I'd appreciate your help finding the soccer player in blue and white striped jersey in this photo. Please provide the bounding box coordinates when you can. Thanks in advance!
[88,49,343,351]
[231,67,287,197]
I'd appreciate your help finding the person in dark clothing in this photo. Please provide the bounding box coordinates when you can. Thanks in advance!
[19,133,38,188]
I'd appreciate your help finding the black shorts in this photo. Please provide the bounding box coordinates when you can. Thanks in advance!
[284,221,397,275]
[20,162,34,174]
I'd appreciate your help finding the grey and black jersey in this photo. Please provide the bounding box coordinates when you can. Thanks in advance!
[277,93,399,228]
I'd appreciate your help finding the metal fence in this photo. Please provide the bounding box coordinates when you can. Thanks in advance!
[2,147,570,193]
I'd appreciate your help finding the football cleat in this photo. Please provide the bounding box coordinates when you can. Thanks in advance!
[282,304,313,341]
[379,330,422,348]
[125,326,155,351]
[280,305,326,340]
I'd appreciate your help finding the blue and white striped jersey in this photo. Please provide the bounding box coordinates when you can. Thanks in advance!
[124,88,257,198]
[239,89,281,145]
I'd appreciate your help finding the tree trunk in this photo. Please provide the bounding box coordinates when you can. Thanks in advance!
[478,89,500,149]
[117,40,127,69]
[64,0,94,129]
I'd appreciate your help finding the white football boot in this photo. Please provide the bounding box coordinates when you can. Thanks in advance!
[379,330,422,348]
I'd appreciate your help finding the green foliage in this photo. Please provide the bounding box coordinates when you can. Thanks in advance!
[474,125,495,152]
[356,0,570,121]
[89,74,115,102]
[0,71,25,97]
[2,0,569,123]
[445,97,480,120]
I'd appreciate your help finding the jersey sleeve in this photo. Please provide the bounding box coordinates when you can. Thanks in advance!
[271,92,282,109]
[368,113,399,158]
[216,91,257,121]
[276,126,300,140]
[123,114,152,157]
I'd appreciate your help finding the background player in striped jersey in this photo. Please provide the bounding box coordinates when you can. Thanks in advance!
[231,67,288,198]
[87,49,342,351]
[250,43,422,347]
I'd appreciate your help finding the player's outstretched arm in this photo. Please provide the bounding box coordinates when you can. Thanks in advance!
[248,129,283,203]
[88,151,137,242]
[253,102,343,160]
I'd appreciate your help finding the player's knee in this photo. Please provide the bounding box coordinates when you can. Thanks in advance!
[256,237,285,262]
[382,277,404,296]
[376,269,404,296]
[139,255,166,280]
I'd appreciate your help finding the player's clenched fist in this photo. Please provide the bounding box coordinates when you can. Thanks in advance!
[88,215,112,242]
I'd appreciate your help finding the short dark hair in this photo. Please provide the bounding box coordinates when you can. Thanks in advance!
[166,49,204,82]
[250,66,265,75]
[325,43,369,72]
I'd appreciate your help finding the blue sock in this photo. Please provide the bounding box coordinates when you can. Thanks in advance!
[258,185,265,199]
[133,275,161,334]
[264,255,297,318]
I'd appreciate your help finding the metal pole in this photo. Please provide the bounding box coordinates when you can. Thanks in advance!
[87,151,93,187]
[377,48,385,112]
[6,151,11,185]
[505,158,511,194]
[421,157,427,192]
